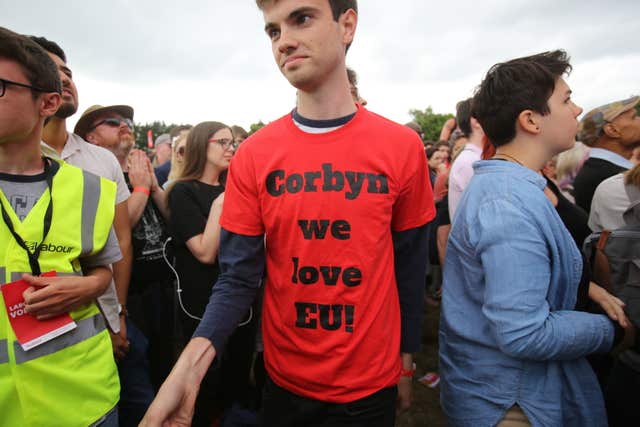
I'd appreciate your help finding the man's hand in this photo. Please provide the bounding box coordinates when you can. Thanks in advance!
[128,149,152,189]
[22,272,105,320]
[110,316,130,361]
[140,338,216,427]
[396,376,412,414]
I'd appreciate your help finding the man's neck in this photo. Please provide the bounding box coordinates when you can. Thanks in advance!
[0,138,45,175]
[97,144,130,171]
[495,138,550,172]
[295,68,357,120]
[43,117,69,154]
[593,139,634,160]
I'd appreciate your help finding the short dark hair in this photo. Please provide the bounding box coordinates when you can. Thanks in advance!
[472,50,572,147]
[456,98,473,137]
[435,140,450,150]
[28,36,67,63]
[256,0,357,20]
[0,27,61,98]
[425,147,439,160]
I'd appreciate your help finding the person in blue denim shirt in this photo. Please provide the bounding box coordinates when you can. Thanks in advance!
[439,50,633,427]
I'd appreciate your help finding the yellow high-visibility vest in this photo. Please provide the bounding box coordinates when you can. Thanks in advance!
[0,159,119,427]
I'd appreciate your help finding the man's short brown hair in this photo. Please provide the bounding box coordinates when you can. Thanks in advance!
[255,0,357,21]
[0,27,61,98]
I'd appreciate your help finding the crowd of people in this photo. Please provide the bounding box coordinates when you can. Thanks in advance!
[1,1,639,427]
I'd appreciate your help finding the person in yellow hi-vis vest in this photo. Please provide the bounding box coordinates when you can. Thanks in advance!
[0,28,121,427]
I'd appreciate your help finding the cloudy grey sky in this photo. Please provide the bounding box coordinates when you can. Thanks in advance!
[5,0,640,131]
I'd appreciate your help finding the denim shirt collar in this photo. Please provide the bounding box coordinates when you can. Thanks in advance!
[472,159,547,190]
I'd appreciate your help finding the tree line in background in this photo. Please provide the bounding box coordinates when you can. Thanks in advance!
[133,107,454,150]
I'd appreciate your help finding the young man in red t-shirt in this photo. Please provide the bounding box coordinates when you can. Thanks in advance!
[141,1,434,426]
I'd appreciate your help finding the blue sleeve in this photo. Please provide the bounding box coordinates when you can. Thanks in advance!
[476,199,614,361]
[393,223,429,353]
[154,161,171,187]
[193,228,265,355]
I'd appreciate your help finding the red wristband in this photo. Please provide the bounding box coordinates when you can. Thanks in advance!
[400,362,416,377]
[133,186,151,196]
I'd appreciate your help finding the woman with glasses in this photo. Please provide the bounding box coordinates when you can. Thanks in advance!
[167,121,253,426]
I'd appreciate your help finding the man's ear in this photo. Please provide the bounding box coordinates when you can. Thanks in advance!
[40,92,61,119]
[602,122,621,139]
[516,110,541,136]
[339,9,357,48]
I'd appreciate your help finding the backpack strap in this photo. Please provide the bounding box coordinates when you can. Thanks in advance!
[624,184,640,226]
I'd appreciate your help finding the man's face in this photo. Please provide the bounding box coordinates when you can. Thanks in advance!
[155,143,171,165]
[0,59,42,144]
[85,112,134,156]
[262,0,354,92]
[539,77,582,154]
[47,52,78,119]
[610,107,640,148]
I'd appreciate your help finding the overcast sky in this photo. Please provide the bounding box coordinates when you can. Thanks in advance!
[5,0,640,132]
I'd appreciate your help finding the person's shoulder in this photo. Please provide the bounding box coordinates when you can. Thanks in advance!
[593,173,626,199]
[69,133,121,168]
[361,110,425,155]
[53,157,112,187]
[241,114,290,145]
[362,109,417,137]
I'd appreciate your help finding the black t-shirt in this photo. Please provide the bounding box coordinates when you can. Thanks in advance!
[168,180,224,329]
[573,157,627,213]
[125,174,172,288]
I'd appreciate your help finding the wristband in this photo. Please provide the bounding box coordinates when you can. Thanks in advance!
[400,362,416,377]
[133,186,151,196]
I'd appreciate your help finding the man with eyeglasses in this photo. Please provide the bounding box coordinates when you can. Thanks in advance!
[30,36,135,368]
[0,27,120,427]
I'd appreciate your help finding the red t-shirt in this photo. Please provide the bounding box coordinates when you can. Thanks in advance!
[220,106,435,402]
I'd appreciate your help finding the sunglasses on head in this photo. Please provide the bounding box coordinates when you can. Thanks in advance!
[90,117,134,131]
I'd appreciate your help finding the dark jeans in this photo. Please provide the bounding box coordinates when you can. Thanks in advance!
[261,376,397,427]
[128,280,181,391]
[605,359,640,426]
[117,317,155,427]
[91,407,118,427]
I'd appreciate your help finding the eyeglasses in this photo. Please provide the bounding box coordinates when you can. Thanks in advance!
[89,117,134,131]
[0,78,52,97]
[208,138,238,151]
